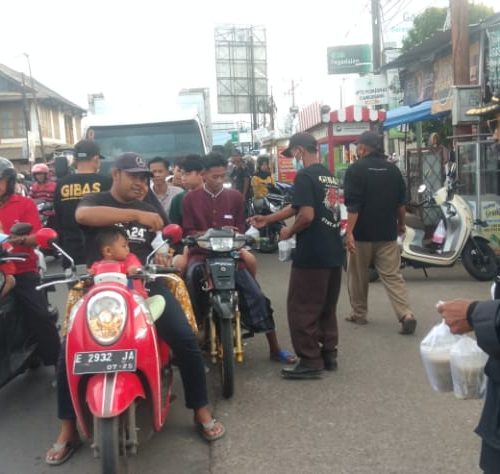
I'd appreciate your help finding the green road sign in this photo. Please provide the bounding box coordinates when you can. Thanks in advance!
[327,44,372,75]
[230,131,239,143]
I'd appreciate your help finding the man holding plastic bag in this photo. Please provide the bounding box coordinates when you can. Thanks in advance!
[438,299,500,473]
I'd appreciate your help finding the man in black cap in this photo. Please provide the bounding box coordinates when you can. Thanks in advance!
[343,130,416,334]
[251,132,344,379]
[47,152,224,465]
[53,139,111,268]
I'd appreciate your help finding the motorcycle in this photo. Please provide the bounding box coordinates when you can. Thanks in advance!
[247,183,293,253]
[36,225,183,474]
[0,223,42,388]
[185,228,250,399]
[369,163,497,282]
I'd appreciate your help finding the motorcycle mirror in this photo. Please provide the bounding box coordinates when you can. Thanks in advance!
[35,227,58,249]
[417,184,427,194]
[10,222,33,236]
[162,224,183,244]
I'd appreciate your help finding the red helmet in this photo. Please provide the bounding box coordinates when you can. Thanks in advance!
[32,163,49,174]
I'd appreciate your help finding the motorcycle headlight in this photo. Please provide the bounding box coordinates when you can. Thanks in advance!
[209,237,234,251]
[86,291,127,345]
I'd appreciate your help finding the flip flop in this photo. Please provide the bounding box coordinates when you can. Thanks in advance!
[270,350,297,364]
[196,418,226,442]
[46,440,82,466]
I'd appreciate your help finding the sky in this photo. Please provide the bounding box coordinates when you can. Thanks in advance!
[2,0,498,131]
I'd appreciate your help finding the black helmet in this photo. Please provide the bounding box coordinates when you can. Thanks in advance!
[0,157,17,196]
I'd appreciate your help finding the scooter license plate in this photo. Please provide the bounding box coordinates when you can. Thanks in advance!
[73,349,137,375]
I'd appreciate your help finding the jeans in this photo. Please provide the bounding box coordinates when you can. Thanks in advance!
[57,281,208,419]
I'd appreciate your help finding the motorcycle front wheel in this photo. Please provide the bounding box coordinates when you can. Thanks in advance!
[462,239,497,281]
[219,317,235,399]
[100,417,120,474]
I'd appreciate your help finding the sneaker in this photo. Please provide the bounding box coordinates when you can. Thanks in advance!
[321,352,338,371]
[281,360,323,379]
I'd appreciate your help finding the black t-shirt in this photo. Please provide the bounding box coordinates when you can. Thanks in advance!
[54,173,112,264]
[291,164,344,268]
[77,192,165,266]
[343,154,406,241]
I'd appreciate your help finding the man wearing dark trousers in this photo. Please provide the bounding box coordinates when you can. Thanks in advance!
[344,131,416,334]
[252,133,344,379]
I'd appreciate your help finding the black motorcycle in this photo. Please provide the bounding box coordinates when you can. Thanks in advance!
[186,228,250,399]
[247,182,293,254]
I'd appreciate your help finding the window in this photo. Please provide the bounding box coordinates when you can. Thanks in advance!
[40,106,52,138]
[0,105,25,139]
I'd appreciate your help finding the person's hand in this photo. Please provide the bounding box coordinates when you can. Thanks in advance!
[279,227,292,241]
[9,235,28,246]
[398,224,406,236]
[136,211,164,231]
[127,265,140,276]
[248,215,268,229]
[222,226,238,232]
[345,232,356,254]
[436,299,475,334]
[154,253,173,267]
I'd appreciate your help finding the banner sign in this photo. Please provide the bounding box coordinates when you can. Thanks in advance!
[487,26,500,92]
[327,44,372,75]
[277,148,297,184]
[354,75,388,106]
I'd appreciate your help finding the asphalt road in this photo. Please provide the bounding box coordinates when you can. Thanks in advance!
[0,254,491,474]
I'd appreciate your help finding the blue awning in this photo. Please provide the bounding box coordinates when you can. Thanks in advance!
[383,101,448,129]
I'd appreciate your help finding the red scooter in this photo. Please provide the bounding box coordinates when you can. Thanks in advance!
[36,225,183,474]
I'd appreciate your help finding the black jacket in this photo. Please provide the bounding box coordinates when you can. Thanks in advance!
[470,301,500,449]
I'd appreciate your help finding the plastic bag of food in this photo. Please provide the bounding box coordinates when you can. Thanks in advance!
[420,320,461,392]
[278,239,293,262]
[450,336,488,399]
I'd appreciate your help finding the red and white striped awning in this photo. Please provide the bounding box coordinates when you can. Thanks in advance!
[297,102,322,132]
[330,105,386,123]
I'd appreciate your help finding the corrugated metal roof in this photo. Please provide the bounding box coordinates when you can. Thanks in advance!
[0,63,86,113]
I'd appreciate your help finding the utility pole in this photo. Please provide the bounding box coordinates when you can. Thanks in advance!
[24,53,45,161]
[450,0,470,137]
[371,0,382,74]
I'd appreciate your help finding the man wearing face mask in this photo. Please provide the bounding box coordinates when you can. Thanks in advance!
[343,131,416,335]
[251,133,344,378]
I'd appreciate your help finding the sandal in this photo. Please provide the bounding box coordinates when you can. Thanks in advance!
[46,439,82,466]
[270,350,297,365]
[196,418,226,442]
[399,315,417,335]
[345,315,368,325]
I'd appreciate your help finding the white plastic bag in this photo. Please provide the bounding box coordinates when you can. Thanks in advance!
[278,239,292,262]
[420,320,461,392]
[450,336,488,399]
[245,226,260,249]
[432,219,446,245]
[151,231,169,255]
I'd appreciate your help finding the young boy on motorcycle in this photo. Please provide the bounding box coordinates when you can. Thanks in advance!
[46,153,224,466]
[182,153,296,364]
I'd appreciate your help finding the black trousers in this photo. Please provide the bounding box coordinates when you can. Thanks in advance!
[480,440,500,473]
[12,272,60,366]
[57,281,208,419]
[287,266,342,369]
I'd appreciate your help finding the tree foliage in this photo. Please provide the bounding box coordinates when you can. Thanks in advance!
[401,3,494,53]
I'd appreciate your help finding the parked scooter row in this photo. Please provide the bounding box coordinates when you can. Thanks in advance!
[369,163,497,282]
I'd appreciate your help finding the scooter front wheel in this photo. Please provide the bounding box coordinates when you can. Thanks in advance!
[100,417,120,474]
[462,239,497,281]
[219,317,235,399]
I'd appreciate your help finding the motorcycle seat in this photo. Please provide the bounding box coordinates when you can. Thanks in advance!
[406,213,425,231]
[146,295,166,322]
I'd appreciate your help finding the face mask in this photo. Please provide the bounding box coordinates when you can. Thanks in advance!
[293,153,304,170]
